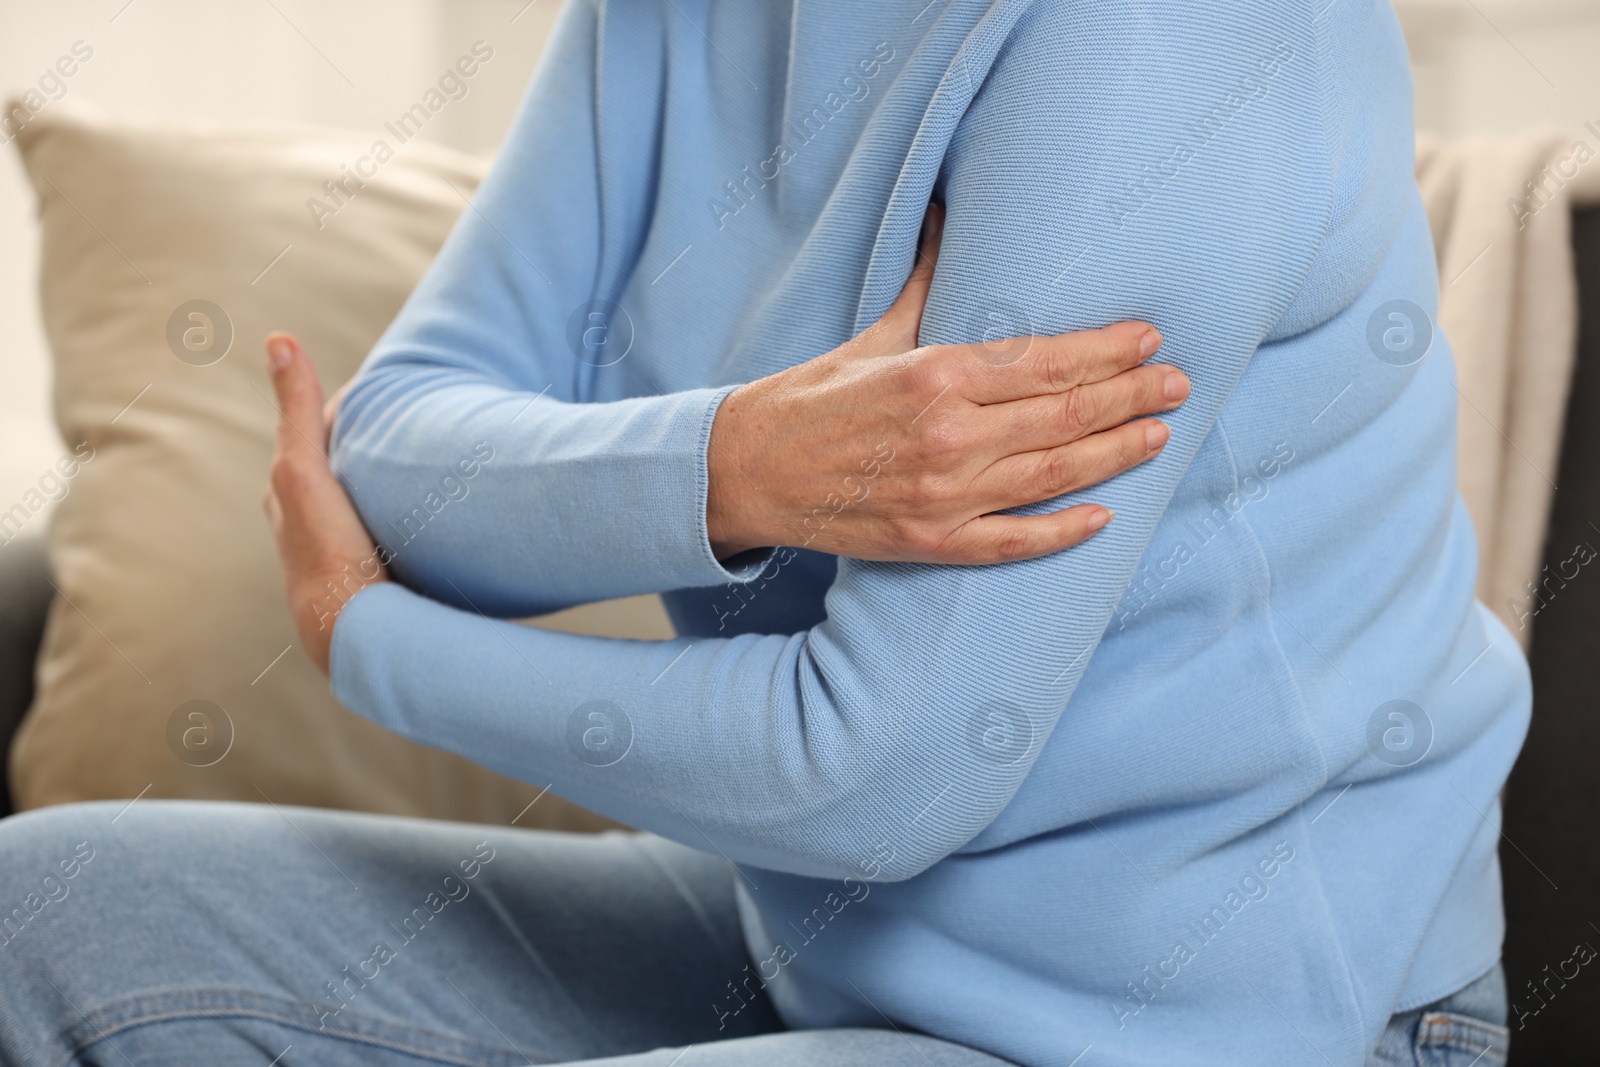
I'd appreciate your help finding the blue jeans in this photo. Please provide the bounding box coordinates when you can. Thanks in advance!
[0,801,1506,1066]
[1370,964,1509,1067]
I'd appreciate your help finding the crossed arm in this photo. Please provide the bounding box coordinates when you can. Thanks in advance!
[264,1,1329,880]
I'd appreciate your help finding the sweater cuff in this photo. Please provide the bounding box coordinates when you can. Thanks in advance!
[693,385,777,584]
[328,581,408,726]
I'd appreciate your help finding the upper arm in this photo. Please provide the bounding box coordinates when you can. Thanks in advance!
[324,1,753,615]
[335,0,606,431]
[787,4,1336,873]
[326,2,1344,882]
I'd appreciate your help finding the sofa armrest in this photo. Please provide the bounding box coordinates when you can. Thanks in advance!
[0,534,54,818]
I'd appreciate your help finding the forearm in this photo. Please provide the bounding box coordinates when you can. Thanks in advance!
[333,365,768,616]
[325,0,776,615]
[328,0,1336,884]
[331,569,1066,882]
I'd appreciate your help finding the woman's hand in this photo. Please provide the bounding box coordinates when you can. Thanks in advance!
[706,206,1189,564]
[262,332,387,675]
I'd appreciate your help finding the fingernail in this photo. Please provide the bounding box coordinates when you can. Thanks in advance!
[267,337,293,370]
[1140,330,1162,358]
[1089,508,1113,531]
[1145,421,1169,451]
[1163,372,1187,402]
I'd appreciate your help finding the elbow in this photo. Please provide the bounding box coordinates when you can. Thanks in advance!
[770,652,1027,881]
[783,817,978,884]
[843,799,999,882]
[857,841,943,883]
[327,362,406,461]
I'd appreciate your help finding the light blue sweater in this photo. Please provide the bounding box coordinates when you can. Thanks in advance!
[328,1,1531,1063]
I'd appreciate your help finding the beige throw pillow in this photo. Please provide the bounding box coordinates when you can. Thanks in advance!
[7,100,669,827]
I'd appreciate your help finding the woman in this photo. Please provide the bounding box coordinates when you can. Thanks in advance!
[0,1,1527,1064]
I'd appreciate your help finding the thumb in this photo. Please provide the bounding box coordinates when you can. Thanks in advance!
[266,332,327,458]
[909,200,945,290]
[879,201,946,344]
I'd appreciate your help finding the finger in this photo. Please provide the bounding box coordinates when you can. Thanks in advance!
[957,321,1162,404]
[973,418,1169,513]
[898,202,945,310]
[265,332,326,461]
[980,363,1188,456]
[910,201,945,286]
[870,202,946,346]
[264,333,362,550]
[933,503,1115,565]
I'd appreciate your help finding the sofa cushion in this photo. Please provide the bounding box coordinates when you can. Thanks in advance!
[6,99,666,826]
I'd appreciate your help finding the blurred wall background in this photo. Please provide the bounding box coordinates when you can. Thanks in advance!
[3,0,1599,516]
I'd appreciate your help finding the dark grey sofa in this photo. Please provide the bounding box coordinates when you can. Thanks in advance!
[1495,207,1600,1064]
[2,212,1598,1063]
[0,534,50,821]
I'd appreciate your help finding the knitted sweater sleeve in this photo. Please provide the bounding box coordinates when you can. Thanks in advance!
[331,5,1332,881]
[329,0,767,620]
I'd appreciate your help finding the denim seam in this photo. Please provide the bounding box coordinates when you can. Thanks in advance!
[51,988,545,1067]
[1416,1009,1511,1052]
